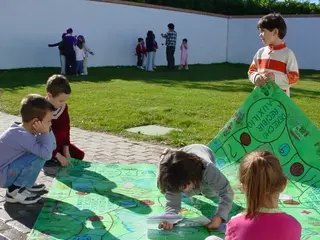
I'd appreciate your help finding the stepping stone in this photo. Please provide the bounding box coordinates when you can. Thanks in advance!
[126,125,179,136]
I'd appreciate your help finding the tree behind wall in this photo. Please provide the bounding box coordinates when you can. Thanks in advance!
[126,0,320,15]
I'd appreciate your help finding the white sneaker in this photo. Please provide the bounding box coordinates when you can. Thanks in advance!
[5,187,41,204]
[26,183,46,192]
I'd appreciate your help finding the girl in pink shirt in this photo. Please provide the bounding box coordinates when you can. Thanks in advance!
[206,151,301,240]
[179,38,188,70]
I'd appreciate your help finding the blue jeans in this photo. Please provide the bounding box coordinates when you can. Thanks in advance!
[3,154,47,188]
[76,60,84,74]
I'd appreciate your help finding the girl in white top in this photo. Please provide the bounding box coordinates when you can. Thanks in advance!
[73,42,85,75]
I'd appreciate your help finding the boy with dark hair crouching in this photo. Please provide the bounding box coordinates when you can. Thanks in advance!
[157,144,234,230]
[0,94,56,204]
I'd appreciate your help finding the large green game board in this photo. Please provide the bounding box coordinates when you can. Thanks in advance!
[29,83,320,240]
[207,83,320,240]
[28,161,222,240]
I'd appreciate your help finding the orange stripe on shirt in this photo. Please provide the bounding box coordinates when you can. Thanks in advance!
[248,63,257,75]
[287,71,299,84]
[258,59,286,73]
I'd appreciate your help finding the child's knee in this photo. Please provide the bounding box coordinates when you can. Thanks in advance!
[15,153,45,164]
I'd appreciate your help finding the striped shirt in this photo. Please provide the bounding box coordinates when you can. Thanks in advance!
[248,43,299,97]
[163,30,177,47]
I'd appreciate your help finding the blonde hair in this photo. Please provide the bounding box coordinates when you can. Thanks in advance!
[239,151,286,218]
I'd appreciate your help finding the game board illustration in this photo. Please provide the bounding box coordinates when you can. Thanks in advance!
[28,160,222,240]
[208,83,320,240]
[28,83,320,240]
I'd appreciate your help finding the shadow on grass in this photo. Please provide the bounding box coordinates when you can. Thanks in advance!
[0,63,247,89]
[0,63,319,97]
[3,161,153,239]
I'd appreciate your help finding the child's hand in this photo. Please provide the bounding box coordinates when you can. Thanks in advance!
[264,72,275,81]
[56,153,70,167]
[159,148,170,162]
[63,146,71,158]
[33,121,50,134]
[206,215,223,230]
[158,221,174,230]
[254,74,266,87]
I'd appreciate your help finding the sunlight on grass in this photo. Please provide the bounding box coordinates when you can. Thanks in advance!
[0,64,319,146]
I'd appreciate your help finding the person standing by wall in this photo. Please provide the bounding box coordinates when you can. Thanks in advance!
[152,33,158,69]
[63,28,77,75]
[161,23,177,69]
[77,35,94,75]
[48,33,66,75]
[146,30,155,71]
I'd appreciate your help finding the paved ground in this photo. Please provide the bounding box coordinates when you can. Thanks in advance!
[0,112,172,239]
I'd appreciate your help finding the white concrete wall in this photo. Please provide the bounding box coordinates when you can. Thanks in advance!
[0,0,228,69]
[1,0,319,70]
[227,17,320,70]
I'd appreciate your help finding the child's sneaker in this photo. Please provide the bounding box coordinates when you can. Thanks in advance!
[26,183,46,192]
[44,158,60,167]
[5,187,41,204]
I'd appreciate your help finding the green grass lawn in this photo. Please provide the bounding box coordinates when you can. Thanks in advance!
[0,63,319,146]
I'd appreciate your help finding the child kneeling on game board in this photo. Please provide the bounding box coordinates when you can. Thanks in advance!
[44,74,85,167]
[205,151,301,240]
[0,94,56,204]
[157,144,234,230]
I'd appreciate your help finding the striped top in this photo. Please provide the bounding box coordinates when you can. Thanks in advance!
[248,43,299,97]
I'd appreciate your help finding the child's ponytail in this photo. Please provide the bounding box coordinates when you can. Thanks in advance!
[239,151,286,218]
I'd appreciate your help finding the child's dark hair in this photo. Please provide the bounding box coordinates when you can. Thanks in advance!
[138,38,143,42]
[157,150,204,193]
[183,38,188,43]
[257,13,287,39]
[78,35,85,43]
[66,28,73,34]
[168,23,175,30]
[77,41,83,49]
[239,151,287,219]
[147,30,153,38]
[46,74,71,97]
[20,94,55,123]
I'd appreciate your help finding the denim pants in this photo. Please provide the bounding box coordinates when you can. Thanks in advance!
[76,60,84,74]
[3,154,47,188]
